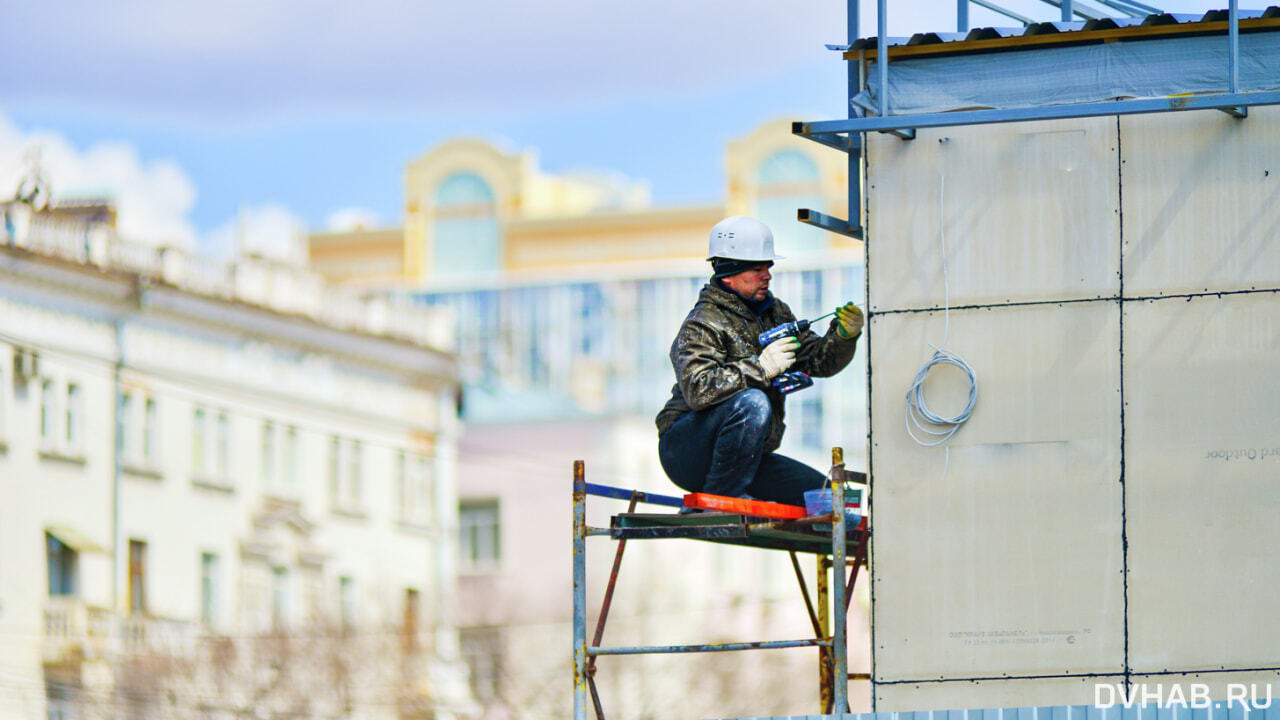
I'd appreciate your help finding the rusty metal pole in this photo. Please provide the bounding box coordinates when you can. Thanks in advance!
[573,461,588,720]
[818,554,832,713]
[831,447,849,713]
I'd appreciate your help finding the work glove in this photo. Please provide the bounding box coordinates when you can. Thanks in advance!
[758,336,799,379]
[835,302,864,339]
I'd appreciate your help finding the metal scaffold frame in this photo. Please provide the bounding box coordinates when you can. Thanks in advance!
[793,0,1280,241]
[571,449,871,720]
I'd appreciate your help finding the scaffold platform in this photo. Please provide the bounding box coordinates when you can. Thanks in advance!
[572,449,870,720]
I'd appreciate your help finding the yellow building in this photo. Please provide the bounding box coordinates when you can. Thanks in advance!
[310,119,855,287]
[308,119,872,720]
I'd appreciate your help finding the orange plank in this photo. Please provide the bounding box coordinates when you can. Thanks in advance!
[683,493,808,519]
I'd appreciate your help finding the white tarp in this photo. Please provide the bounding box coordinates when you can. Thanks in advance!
[853,32,1280,117]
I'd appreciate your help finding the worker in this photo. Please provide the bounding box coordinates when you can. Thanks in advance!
[655,216,863,507]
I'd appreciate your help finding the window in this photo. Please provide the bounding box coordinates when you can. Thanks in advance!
[142,397,157,463]
[121,391,161,470]
[575,283,606,357]
[191,407,230,483]
[215,413,229,477]
[128,539,147,614]
[192,408,206,473]
[398,452,433,526]
[800,396,824,449]
[120,391,134,456]
[328,436,341,504]
[271,566,290,631]
[282,426,297,492]
[64,383,80,450]
[460,627,504,701]
[396,452,407,515]
[329,437,365,514]
[200,553,218,626]
[338,576,356,631]
[402,588,420,653]
[800,269,824,320]
[261,421,276,489]
[40,379,55,448]
[432,172,500,277]
[347,441,363,509]
[46,533,78,596]
[459,500,500,571]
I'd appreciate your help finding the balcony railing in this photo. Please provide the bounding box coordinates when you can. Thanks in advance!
[5,203,454,353]
[43,598,201,664]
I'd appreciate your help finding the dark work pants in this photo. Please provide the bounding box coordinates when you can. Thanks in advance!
[658,388,825,507]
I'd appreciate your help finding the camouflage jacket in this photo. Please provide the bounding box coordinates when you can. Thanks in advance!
[655,281,859,453]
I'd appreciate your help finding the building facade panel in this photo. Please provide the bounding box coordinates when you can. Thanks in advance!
[866,118,1120,313]
[869,302,1124,681]
[1121,106,1280,298]
[1124,291,1280,671]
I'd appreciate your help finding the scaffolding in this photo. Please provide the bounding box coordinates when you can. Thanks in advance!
[793,0,1280,242]
[571,449,871,719]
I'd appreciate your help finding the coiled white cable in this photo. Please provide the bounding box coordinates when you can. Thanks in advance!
[905,348,977,446]
[904,167,978,448]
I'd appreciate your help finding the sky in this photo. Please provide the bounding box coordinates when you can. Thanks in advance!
[0,0,1236,259]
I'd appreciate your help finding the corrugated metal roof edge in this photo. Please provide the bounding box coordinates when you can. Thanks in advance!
[721,699,1280,720]
[840,6,1280,59]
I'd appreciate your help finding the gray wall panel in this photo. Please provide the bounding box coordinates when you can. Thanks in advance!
[869,302,1123,684]
[1121,107,1280,298]
[866,118,1119,313]
[1124,292,1280,671]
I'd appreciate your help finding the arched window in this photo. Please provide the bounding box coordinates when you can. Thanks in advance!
[756,150,825,257]
[431,173,500,276]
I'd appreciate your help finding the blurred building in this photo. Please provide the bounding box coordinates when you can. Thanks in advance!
[0,199,477,719]
[309,119,873,719]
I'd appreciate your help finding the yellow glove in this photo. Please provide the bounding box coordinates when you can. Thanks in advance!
[835,303,864,339]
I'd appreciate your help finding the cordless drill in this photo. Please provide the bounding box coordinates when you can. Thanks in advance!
[772,371,813,395]
[757,310,837,395]
[756,309,836,347]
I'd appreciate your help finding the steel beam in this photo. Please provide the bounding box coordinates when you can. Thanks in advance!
[971,0,1034,26]
[798,209,862,239]
[585,482,683,508]
[792,122,860,153]
[802,90,1280,137]
[1106,0,1163,15]
[1094,0,1146,17]
[588,638,831,656]
[877,0,889,119]
[1230,0,1240,94]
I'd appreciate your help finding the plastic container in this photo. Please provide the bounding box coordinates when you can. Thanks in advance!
[803,486,863,527]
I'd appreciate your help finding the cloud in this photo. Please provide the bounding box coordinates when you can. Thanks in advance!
[324,207,381,232]
[203,203,307,264]
[0,113,199,250]
[0,0,846,119]
[0,0,1235,123]
[0,113,313,264]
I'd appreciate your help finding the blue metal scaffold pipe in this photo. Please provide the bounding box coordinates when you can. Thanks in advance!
[572,461,588,720]
[877,0,888,119]
[1230,0,1240,93]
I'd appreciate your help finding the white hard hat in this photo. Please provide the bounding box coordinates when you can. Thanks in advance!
[706,216,785,262]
